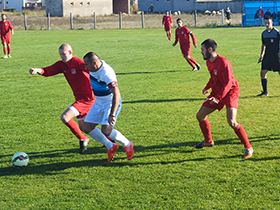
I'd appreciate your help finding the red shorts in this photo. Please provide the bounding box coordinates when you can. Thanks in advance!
[1,35,11,44]
[180,44,191,57]
[202,88,239,111]
[164,25,171,31]
[71,99,94,119]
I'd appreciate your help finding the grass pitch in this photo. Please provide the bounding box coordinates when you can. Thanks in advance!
[0,27,280,209]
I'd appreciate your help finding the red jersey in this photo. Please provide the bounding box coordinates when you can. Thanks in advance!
[40,57,95,102]
[174,26,196,46]
[0,20,13,36]
[162,15,172,27]
[204,55,238,103]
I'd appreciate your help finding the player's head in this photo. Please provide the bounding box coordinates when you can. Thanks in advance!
[201,39,217,60]
[264,16,273,30]
[1,14,6,21]
[166,10,169,15]
[259,6,262,10]
[176,18,183,27]
[83,52,101,72]
[59,43,73,63]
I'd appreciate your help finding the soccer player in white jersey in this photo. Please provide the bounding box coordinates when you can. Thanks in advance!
[82,52,134,162]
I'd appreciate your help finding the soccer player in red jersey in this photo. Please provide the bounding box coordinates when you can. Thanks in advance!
[172,18,200,71]
[29,44,95,153]
[0,14,14,58]
[194,39,253,159]
[162,10,172,40]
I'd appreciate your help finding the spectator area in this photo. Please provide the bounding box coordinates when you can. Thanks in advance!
[242,1,280,26]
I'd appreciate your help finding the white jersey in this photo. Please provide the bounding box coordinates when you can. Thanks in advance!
[89,60,117,101]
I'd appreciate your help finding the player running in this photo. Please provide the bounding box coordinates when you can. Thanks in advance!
[82,52,134,162]
[257,16,280,97]
[172,18,200,71]
[29,44,95,153]
[162,10,172,40]
[0,14,14,58]
[194,39,253,159]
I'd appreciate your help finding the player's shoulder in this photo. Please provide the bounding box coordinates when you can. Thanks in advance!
[72,56,84,63]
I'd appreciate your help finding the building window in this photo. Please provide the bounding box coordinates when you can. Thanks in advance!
[87,2,90,6]
[80,2,83,6]
[70,2,74,6]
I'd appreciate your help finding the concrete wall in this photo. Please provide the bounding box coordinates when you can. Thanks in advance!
[113,0,130,14]
[138,0,242,13]
[46,0,112,17]
[46,0,63,16]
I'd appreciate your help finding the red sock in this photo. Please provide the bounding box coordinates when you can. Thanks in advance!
[234,124,251,149]
[168,33,171,40]
[3,47,7,55]
[187,59,195,68]
[8,46,10,54]
[189,57,197,65]
[65,119,87,140]
[199,119,212,143]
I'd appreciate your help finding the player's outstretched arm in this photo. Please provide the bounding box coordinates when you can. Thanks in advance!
[29,68,42,75]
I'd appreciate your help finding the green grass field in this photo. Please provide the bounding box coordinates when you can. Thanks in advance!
[1,27,280,209]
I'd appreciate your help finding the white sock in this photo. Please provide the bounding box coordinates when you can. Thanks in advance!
[87,128,113,150]
[109,129,130,147]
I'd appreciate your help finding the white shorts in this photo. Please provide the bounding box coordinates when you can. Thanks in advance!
[84,97,122,126]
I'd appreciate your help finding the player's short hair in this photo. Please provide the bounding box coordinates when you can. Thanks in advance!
[83,52,100,63]
[59,43,72,51]
[201,39,217,51]
[176,18,182,23]
[264,16,272,21]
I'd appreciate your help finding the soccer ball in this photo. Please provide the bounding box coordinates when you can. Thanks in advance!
[11,152,29,169]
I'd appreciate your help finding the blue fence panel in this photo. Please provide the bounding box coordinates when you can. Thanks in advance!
[242,1,280,26]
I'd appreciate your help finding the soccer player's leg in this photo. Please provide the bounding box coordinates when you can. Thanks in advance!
[194,102,216,149]
[61,106,90,153]
[226,107,253,159]
[101,100,134,160]
[183,48,200,71]
[2,40,7,58]
[258,68,268,96]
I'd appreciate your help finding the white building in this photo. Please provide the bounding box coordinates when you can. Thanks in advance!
[1,0,45,12]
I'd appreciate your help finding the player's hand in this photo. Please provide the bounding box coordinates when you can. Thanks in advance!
[209,97,218,105]
[258,56,263,63]
[194,44,197,48]
[108,115,116,126]
[202,88,209,95]
[172,43,176,47]
[29,68,41,75]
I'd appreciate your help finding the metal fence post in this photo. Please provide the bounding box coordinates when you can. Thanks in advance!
[24,13,27,30]
[94,12,96,29]
[141,11,144,29]
[70,13,73,30]
[194,10,197,27]
[119,12,122,29]
[222,9,224,26]
[47,13,50,30]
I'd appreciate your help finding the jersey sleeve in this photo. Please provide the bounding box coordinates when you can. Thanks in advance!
[174,29,179,45]
[41,61,63,77]
[9,21,13,30]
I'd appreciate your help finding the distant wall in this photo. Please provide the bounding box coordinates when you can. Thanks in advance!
[46,0,112,17]
[138,0,242,13]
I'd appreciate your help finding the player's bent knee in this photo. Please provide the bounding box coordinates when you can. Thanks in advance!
[81,123,94,134]
[227,120,238,129]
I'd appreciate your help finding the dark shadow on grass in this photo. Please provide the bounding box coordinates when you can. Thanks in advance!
[239,95,280,99]
[123,98,204,104]
[116,69,184,76]
[1,134,279,176]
